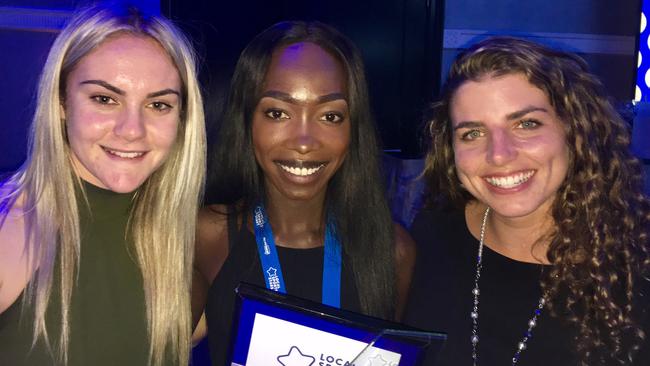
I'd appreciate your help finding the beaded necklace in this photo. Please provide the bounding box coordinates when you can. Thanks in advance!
[471,207,546,365]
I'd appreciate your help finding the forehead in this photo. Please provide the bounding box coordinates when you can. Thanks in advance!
[263,41,346,94]
[68,33,180,89]
[450,73,552,117]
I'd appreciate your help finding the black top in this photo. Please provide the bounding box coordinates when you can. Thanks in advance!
[404,208,650,366]
[205,211,361,366]
[0,181,161,365]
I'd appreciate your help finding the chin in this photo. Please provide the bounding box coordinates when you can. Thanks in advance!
[108,186,141,194]
[282,192,318,201]
[278,187,325,202]
[102,176,149,194]
[487,201,548,219]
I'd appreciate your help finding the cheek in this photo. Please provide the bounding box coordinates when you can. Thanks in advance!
[530,133,569,167]
[251,119,283,156]
[153,120,180,150]
[453,146,478,179]
[552,142,570,182]
[330,124,351,157]
[251,122,271,165]
[334,133,350,158]
[66,110,110,147]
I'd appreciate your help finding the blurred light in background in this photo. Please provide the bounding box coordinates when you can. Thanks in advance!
[635,0,650,101]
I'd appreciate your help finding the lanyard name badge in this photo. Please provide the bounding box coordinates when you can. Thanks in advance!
[253,204,342,308]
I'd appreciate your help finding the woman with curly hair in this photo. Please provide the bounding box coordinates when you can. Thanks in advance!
[0,3,205,365]
[404,37,650,365]
[191,21,415,365]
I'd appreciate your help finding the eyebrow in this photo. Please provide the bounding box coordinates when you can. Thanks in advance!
[260,90,346,105]
[453,121,483,131]
[81,80,124,95]
[453,106,549,131]
[146,88,180,98]
[506,106,548,120]
[80,80,180,98]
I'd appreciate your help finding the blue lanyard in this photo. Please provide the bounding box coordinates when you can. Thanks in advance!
[253,204,342,308]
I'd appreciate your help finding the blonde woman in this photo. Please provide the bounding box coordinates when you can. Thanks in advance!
[0,3,205,365]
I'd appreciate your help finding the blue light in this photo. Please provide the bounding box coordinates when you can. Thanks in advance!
[635,0,650,101]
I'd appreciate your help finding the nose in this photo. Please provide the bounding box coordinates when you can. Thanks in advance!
[486,129,517,166]
[113,107,145,141]
[286,114,322,154]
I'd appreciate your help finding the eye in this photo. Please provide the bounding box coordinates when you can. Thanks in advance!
[320,112,344,123]
[91,95,117,105]
[460,129,484,141]
[264,108,290,120]
[148,101,173,112]
[518,119,541,129]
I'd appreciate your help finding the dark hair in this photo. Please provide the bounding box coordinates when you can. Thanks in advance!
[208,21,395,318]
[424,36,650,364]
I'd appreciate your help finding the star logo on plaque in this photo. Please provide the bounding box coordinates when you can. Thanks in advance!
[277,346,316,366]
[366,354,389,366]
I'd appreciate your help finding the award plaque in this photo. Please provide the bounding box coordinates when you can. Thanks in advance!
[228,283,446,366]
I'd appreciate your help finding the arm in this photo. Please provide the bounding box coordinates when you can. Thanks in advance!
[0,194,34,315]
[191,205,230,343]
[393,222,416,321]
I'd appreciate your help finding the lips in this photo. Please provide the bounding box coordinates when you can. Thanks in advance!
[484,170,535,189]
[275,160,327,177]
[102,146,146,159]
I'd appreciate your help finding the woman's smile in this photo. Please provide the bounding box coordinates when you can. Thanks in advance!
[275,160,327,177]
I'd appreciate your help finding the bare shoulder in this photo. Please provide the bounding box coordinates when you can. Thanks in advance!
[393,222,416,320]
[0,182,24,210]
[0,191,28,245]
[0,192,27,244]
[192,204,232,331]
[394,222,416,261]
[195,204,231,285]
[0,191,32,314]
[197,204,228,245]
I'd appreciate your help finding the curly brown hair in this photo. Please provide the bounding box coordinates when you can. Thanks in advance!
[424,37,650,364]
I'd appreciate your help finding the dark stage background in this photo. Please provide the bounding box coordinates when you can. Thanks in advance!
[3,0,649,171]
[0,1,649,365]
[161,0,445,159]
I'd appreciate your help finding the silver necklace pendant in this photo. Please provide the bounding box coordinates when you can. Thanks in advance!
[471,207,546,366]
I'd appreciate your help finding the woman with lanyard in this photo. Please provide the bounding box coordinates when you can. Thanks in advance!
[404,37,650,365]
[192,21,415,365]
[0,3,205,366]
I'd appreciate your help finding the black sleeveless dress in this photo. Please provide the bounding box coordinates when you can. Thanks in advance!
[204,211,362,366]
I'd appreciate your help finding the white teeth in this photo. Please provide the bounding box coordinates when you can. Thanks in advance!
[106,149,144,159]
[485,171,534,189]
[279,164,324,177]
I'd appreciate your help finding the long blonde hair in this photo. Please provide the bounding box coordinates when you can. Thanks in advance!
[0,4,205,365]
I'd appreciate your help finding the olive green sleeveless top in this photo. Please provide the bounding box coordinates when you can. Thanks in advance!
[0,181,159,365]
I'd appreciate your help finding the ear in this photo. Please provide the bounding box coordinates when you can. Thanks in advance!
[59,102,66,120]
